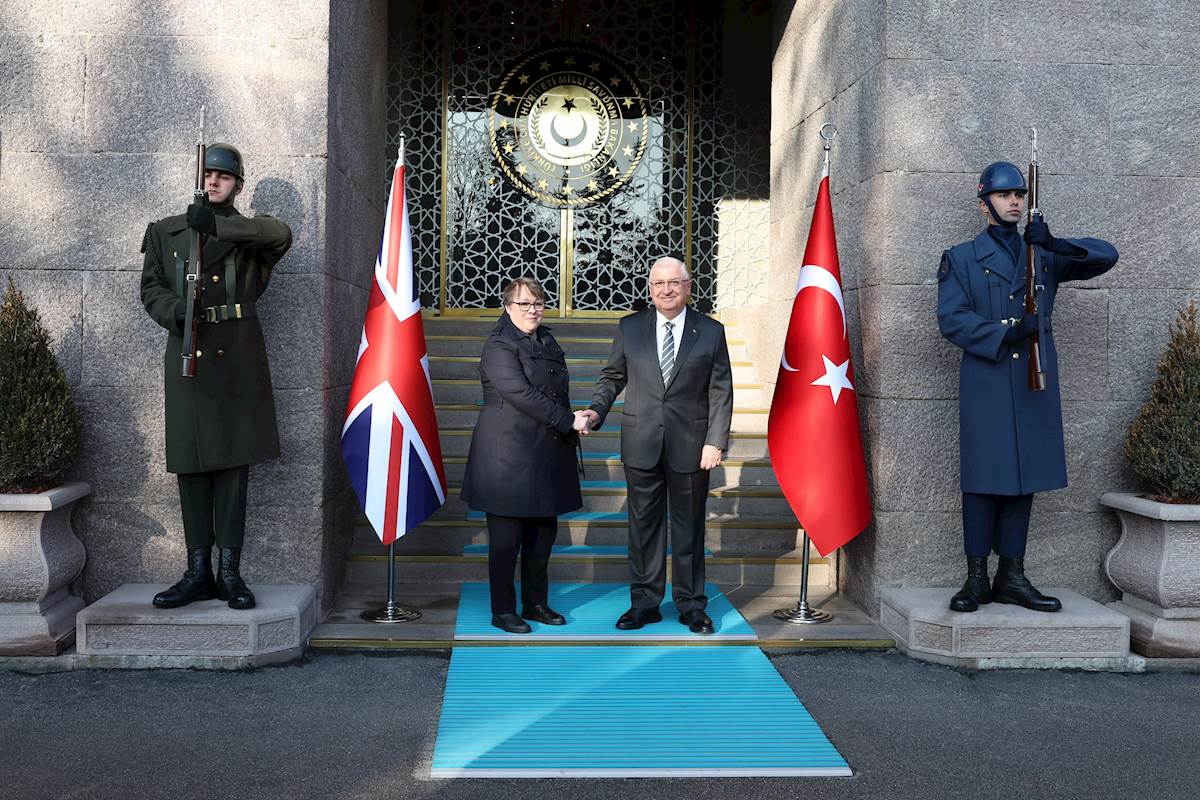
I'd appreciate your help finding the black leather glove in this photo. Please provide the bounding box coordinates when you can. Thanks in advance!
[187,202,217,235]
[1024,216,1081,256]
[1002,313,1039,343]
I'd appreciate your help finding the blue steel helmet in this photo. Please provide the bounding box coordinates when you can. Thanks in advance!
[977,161,1026,197]
[205,143,244,180]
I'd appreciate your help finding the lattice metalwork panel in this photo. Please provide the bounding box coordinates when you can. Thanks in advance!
[384,0,770,313]
[386,1,443,306]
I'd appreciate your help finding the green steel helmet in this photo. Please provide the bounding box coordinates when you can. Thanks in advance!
[977,161,1026,197]
[205,143,244,180]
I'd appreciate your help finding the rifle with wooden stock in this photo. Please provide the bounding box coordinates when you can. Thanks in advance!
[1025,127,1047,392]
[180,108,206,378]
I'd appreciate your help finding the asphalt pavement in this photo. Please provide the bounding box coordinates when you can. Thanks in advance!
[3,650,1198,800]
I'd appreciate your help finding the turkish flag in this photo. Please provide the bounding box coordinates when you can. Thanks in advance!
[768,167,871,556]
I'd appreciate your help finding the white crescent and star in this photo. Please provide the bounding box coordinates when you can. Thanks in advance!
[779,265,851,398]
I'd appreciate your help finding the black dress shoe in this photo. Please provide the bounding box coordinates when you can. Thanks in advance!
[991,556,1062,613]
[215,547,256,610]
[949,556,992,613]
[153,548,218,609]
[615,607,663,630]
[679,609,714,635]
[521,604,566,625]
[491,612,532,634]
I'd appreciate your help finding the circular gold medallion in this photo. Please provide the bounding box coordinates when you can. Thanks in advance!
[489,45,649,208]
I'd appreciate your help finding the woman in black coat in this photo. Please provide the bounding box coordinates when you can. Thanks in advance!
[460,277,584,633]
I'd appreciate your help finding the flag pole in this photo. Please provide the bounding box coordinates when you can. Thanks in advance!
[773,122,838,626]
[362,132,421,625]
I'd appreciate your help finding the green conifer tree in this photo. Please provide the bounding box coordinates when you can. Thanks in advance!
[0,278,82,492]
[1124,299,1200,503]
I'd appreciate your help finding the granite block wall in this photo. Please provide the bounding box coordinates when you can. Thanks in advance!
[727,0,1200,615]
[0,0,388,611]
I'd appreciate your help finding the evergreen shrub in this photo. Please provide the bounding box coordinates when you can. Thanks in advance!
[0,278,82,493]
[1124,299,1200,503]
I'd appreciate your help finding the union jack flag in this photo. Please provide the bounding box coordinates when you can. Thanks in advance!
[341,151,447,545]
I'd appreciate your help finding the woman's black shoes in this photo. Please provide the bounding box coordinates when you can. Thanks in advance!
[522,604,566,625]
[491,613,533,634]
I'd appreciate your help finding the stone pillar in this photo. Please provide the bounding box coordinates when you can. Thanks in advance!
[756,0,1200,616]
[0,1,388,612]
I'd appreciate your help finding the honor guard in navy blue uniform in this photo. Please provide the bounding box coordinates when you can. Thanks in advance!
[140,144,293,610]
[937,161,1117,613]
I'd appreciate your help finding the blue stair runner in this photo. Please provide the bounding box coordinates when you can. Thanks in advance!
[461,544,712,558]
[431,645,852,777]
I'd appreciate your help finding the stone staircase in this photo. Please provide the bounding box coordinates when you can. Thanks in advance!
[310,313,890,649]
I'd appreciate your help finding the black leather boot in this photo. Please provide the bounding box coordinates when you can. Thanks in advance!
[992,556,1061,612]
[215,548,256,610]
[949,556,992,612]
[153,548,217,608]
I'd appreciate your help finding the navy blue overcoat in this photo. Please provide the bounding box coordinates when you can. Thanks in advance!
[937,229,1118,495]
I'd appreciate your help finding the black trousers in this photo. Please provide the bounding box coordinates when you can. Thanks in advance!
[623,452,710,614]
[962,492,1033,558]
[486,513,557,614]
[178,466,249,550]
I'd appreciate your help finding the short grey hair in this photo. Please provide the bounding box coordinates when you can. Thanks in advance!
[649,256,689,278]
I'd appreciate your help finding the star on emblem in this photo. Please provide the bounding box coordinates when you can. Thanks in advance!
[586,180,598,191]
[589,61,600,71]
[564,56,575,66]
[504,93,515,105]
[537,178,549,190]
[611,77,622,87]
[517,164,528,174]
[627,121,637,133]
[517,73,530,85]
[539,60,550,70]
[622,146,634,158]
[561,97,577,112]
[608,166,619,177]
[504,143,515,154]
[622,97,634,109]
[562,184,574,195]
[810,355,854,404]
[499,118,509,128]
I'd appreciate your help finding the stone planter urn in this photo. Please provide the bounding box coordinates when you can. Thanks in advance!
[0,482,90,655]
[1101,492,1200,657]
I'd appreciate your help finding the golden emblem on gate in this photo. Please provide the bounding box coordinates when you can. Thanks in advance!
[489,45,649,208]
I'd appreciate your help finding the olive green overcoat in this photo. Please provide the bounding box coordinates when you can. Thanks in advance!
[140,207,292,474]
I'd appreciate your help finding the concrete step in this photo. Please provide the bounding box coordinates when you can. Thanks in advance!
[343,551,830,588]
[425,334,751,362]
[431,379,765,407]
[439,455,780,485]
[433,406,770,432]
[431,482,793,518]
[354,516,806,553]
[422,315,620,338]
[434,426,770,458]
[427,355,760,384]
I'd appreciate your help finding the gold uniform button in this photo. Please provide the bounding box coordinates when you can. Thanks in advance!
[1012,352,1020,360]
[212,275,220,283]
[196,349,203,358]
[217,349,225,357]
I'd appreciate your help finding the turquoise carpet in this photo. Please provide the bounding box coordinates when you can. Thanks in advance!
[461,544,712,558]
[453,582,755,640]
[431,645,852,777]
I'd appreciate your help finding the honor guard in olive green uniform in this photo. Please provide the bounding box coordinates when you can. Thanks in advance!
[140,144,293,610]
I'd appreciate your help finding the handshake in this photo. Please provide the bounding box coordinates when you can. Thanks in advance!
[572,409,598,436]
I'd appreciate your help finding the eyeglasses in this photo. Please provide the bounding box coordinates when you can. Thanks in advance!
[509,301,546,312]
[650,279,690,291]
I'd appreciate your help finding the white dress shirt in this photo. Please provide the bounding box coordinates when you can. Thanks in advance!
[655,307,686,365]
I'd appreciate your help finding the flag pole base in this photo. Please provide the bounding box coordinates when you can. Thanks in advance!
[772,603,834,625]
[361,602,421,624]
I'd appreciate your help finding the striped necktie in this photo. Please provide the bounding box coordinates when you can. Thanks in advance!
[660,320,675,382]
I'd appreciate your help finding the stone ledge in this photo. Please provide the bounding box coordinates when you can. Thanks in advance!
[77,584,317,666]
[880,587,1130,669]
[1110,600,1200,658]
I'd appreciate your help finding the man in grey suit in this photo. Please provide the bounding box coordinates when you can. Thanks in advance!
[575,256,734,634]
